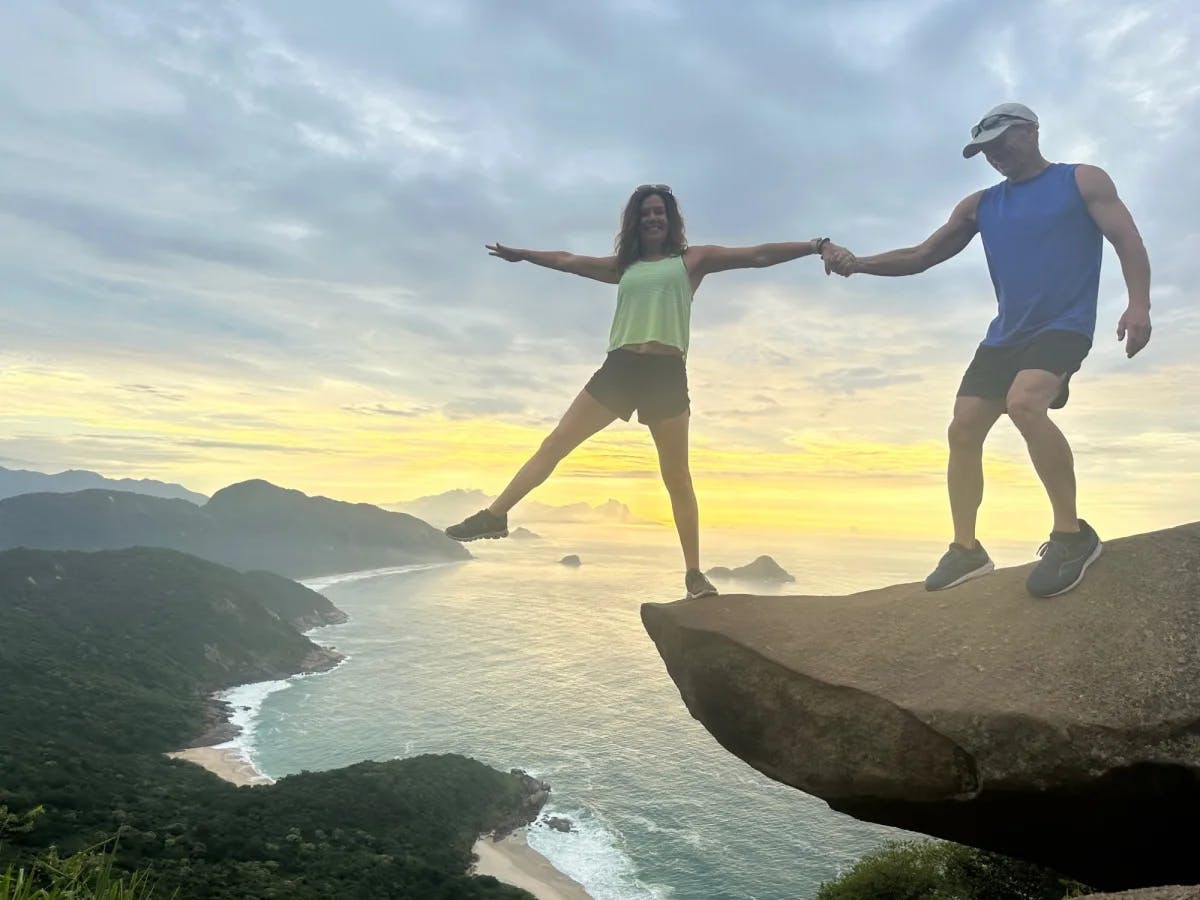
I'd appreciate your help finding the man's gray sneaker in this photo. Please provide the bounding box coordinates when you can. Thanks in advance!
[924,541,994,591]
[685,569,718,600]
[1026,519,1102,598]
[445,508,508,542]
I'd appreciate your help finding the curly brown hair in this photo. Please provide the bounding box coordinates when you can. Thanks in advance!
[614,186,687,273]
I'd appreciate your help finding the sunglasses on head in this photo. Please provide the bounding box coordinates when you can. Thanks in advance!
[636,183,673,194]
[971,114,1032,139]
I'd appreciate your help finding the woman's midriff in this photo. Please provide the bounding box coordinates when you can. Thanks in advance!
[617,341,683,356]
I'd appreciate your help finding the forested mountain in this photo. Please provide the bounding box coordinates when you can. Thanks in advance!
[0,478,469,578]
[0,546,535,898]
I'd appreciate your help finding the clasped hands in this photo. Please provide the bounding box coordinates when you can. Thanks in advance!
[819,242,857,277]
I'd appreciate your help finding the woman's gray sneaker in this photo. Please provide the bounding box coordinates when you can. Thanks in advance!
[924,542,994,591]
[1026,519,1102,598]
[685,569,718,599]
[445,508,509,542]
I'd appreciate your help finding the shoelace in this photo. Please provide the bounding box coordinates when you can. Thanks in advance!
[1036,539,1069,559]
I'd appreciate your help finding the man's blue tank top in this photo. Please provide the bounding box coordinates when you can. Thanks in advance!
[976,162,1102,346]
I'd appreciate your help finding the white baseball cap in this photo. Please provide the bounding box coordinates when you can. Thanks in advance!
[962,102,1038,158]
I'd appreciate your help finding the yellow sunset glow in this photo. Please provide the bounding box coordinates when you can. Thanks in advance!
[5,357,1191,544]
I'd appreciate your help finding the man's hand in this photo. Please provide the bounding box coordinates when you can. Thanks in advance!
[821,242,857,277]
[1117,304,1152,358]
[486,242,523,262]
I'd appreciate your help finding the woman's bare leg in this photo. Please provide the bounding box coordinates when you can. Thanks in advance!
[647,409,699,570]
[490,389,619,515]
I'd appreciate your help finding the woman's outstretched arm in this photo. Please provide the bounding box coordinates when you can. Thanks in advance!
[487,242,620,284]
[687,240,828,279]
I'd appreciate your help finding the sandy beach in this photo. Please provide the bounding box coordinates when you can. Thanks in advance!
[472,829,592,900]
[170,747,588,898]
[166,746,275,787]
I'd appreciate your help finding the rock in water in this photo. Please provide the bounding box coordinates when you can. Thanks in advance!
[642,521,1200,892]
[707,555,794,583]
[559,554,582,567]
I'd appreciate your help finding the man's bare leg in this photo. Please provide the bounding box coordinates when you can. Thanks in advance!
[1005,370,1078,533]
[947,394,1006,547]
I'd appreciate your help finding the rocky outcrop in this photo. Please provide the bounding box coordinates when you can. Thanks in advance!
[543,815,574,833]
[488,770,553,839]
[560,554,582,567]
[240,570,349,630]
[298,646,345,675]
[510,526,540,540]
[642,521,1200,891]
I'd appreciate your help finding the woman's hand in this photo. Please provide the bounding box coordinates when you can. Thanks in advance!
[486,242,523,262]
[822,243,857,277]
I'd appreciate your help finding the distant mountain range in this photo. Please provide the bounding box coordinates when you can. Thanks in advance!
[0,464,207,504]
[0,478,469,578]
[389,488,639,527]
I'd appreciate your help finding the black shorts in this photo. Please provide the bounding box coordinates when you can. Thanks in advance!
[584,349,689,424]
[958,329,1092,410]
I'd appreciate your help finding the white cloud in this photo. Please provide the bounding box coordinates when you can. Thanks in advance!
[0,0,1194,523]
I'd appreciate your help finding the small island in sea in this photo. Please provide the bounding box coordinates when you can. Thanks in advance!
[705,554,795,583]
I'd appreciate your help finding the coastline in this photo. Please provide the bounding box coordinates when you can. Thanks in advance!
[166,745,274,786]
[168,739,594,900]
[165,619,348,784]
[163,570,590,900]
[167,739,595,900]
[165,681,291,787]
[472,829,592,900]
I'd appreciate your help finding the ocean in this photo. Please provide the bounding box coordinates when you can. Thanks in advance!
[218,524,1006,899]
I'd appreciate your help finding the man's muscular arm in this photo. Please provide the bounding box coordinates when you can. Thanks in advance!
[823,192,983,277]
[1075,165,1152,358]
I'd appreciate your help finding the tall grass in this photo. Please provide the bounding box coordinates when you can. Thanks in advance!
[0,844,171,900]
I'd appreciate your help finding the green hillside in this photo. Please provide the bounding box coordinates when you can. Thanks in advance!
[0,547,534,899]
[0,479,470,579]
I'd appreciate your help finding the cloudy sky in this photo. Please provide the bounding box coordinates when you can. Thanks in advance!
[2,0,1196,542]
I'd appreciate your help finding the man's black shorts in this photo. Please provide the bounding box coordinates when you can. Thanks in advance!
[584,349,689,424]
[958,329,1092,410]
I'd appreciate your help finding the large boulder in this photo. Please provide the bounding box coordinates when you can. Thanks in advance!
[642,522,1200,891]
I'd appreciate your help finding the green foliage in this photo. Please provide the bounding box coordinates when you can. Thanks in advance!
[0,807,44,841]
[1,843,169,900]
[0,547,335,753]
[0,548,535,899]
[817,840,1092,900]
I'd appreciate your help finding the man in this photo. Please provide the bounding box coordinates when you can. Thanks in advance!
[822,103,1152,597]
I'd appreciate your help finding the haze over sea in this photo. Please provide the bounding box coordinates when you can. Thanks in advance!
[222,522,1033,899]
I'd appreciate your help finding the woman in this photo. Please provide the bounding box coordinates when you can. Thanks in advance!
[446,184,831,599]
